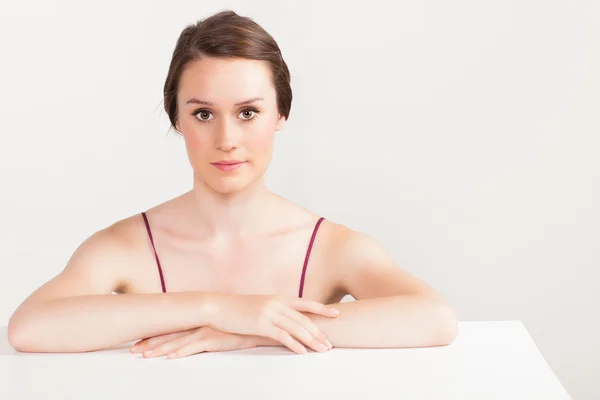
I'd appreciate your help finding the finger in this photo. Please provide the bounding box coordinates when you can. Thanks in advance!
[272,314,329,353]
[265,325,307,355]
[280,307,332,350]
[132,329,194,350]
[166,340,211,359]
[131,330,191,353]
[290,299,341,318]
[143,331,198,358]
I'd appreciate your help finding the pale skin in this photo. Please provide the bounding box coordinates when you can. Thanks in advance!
[7,56,458,359]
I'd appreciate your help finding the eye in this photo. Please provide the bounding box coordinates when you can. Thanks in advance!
[240,109,257,121]
[194,109,214,122]
[192,108,260,123]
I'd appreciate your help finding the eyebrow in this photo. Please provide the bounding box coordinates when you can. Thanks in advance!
[185,97,264,106]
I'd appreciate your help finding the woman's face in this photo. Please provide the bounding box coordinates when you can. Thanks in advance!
[175,56,286,194]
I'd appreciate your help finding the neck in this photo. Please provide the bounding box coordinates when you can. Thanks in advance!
[185,172,277,238]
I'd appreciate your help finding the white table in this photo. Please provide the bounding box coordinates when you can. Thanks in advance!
[0,321,570,399]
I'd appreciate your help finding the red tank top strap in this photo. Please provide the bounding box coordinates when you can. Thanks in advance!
[141,212,167,293]
[298,217,325,298]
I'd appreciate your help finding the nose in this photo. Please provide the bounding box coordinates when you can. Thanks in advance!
[215,118,241,152]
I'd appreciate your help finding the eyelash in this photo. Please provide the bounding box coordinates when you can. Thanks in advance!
[192,108,260,124]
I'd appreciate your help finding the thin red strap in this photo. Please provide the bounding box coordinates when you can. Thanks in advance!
[141,212,167,293]
[299,217,325,298]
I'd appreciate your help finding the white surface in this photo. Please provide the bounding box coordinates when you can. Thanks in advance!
[0,321,570,399]
[1,2,599,399]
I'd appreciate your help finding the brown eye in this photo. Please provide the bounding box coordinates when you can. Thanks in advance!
[239,108,260,123]
[241,110,254,120]
[196,110,213,122]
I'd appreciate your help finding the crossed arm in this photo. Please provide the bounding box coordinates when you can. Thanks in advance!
[9,224,457,356]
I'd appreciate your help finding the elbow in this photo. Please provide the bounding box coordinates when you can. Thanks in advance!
[434,302,458,346]
[7,314,29,352]
[8,309,43,353]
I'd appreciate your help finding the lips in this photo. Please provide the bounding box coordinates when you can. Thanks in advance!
[212,161,246,172]
[212,160,245,165]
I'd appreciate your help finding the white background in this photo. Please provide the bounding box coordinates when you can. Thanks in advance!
[0,1,598,398]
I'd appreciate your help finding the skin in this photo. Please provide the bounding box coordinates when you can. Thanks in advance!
[9,56,458,359]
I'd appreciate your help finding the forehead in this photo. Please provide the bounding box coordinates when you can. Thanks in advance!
[178,57,274,104]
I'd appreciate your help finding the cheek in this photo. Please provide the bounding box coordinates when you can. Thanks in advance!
[184,130,204,150]
[246,129,275,155]
[181,121,208,152]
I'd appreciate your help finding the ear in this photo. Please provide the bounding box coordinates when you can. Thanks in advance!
[275,113,287,131]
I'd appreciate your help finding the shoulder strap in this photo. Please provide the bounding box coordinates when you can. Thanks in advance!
[141,212,167,293]
[298,217,325,298]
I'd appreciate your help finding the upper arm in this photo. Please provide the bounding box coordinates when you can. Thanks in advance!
[15,225,129,310]
[329,226,443,301]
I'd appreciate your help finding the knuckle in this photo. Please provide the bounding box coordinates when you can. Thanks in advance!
[269,297,282,307]
[276,329,287,341]
[279,330,291,343]
[299,314,313,326]
[262,299,277,312]
[262,303,274,314]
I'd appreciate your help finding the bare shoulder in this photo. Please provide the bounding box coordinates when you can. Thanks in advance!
[316,219,385,279]
[81,213,153,293]
[60,213,150,293]
[317,218,443,301]
[321,220,383,261]
[13,213,149,311]
[77,213,148,258]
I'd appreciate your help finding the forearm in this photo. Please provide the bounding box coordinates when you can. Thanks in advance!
[256,295,458,349]
[8,292,220,353]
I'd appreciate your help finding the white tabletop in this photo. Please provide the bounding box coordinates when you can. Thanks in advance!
[0,321,570,399]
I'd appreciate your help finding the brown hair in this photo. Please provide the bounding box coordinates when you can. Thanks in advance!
[163,9,292,136]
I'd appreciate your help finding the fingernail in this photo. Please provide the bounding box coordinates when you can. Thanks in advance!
[331,308,340,315]
[131,345,139,352]
[318,344,328,352]
[143,350,153,357]
[325,340,333,349]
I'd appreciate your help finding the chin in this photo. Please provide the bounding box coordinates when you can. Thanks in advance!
[210,181,246,195]
[203,173,257,195]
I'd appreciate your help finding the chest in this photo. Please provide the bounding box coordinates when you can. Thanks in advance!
[123,225,338,303]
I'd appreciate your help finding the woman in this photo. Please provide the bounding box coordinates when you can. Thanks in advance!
[7,9,457,359]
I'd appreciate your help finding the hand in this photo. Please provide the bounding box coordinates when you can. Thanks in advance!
[130,326,258,359]
[210,294,340,354]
